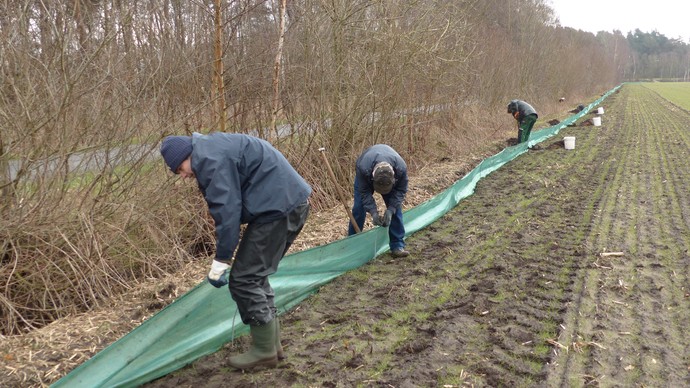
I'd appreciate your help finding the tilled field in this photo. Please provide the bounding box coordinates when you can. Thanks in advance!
[147,84,690,387]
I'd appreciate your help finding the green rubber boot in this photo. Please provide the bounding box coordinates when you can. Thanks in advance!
[275,317,285,360]
[228,320,278,370]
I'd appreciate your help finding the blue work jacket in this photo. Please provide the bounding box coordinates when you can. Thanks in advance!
[191,132,311,260]
[354,144,408,215]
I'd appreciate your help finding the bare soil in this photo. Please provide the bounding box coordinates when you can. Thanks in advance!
[145,85,690,387]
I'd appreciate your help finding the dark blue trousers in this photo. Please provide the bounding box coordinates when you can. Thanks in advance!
[228,201,310,326]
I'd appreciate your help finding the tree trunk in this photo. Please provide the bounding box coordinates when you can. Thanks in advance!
[271,0,288,136]
[0,124,15,212]
[213,0,227,132]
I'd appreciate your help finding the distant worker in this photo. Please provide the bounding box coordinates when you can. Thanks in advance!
[348,144,409,257]
[507,99,538,144]
[160,132,311,371]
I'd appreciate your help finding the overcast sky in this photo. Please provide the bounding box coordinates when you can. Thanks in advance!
[547,0,690,43]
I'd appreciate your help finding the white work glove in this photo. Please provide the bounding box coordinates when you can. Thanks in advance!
[207,260,230,288]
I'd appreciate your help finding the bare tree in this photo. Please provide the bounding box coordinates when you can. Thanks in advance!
[213,0,227,132]
[270,0,287,134]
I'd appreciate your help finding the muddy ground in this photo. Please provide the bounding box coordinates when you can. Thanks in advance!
[144,85,690,387]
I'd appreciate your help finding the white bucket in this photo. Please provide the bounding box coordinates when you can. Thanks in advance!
[592,116,602,126]
[597,107,604,114]
[564,136,576,150]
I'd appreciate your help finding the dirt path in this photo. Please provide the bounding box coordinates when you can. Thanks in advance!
[147,85,690,387]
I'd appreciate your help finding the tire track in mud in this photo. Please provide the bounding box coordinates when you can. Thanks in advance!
[567,91,638,386]
[555,87,649,386]
[547,85,690,387]
[637,90,690,387]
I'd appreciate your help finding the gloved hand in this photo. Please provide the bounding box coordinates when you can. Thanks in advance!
[381,208,394,227]
[371,212,382,226]
[207,259,230,288]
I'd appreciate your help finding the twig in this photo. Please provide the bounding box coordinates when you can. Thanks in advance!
[587,341,606,350]
[599,251,624,257]
[592,262,612,270]
[547,339,569,352]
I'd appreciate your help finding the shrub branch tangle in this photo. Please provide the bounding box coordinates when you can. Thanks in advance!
[0,0,686,335]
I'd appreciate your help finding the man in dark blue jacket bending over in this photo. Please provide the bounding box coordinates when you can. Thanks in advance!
[160,133,311,371]
[348,144,409,257]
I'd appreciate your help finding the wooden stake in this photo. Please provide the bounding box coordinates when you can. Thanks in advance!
[318,148,361,233]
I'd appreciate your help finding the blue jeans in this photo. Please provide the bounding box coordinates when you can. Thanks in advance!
[348,180,405,250]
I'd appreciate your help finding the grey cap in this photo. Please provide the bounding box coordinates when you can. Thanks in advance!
[507,99,519,114]
[372,162,395,194]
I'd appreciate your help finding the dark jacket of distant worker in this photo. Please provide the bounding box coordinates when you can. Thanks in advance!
[348,144,410,257]
[507,99,539,144]
[160,132,311,371]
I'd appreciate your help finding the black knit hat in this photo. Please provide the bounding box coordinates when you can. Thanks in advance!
[160,136,192,173]
[372,162,395,194]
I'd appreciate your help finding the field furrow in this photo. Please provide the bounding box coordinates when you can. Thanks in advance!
[548,85,690,387]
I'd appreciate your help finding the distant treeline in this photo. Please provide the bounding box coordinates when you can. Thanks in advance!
[624,29,690,79]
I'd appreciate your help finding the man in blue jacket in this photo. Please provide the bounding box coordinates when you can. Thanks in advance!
[507,99,538,144]
[160,133,311,371]
[348,144,409,257]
